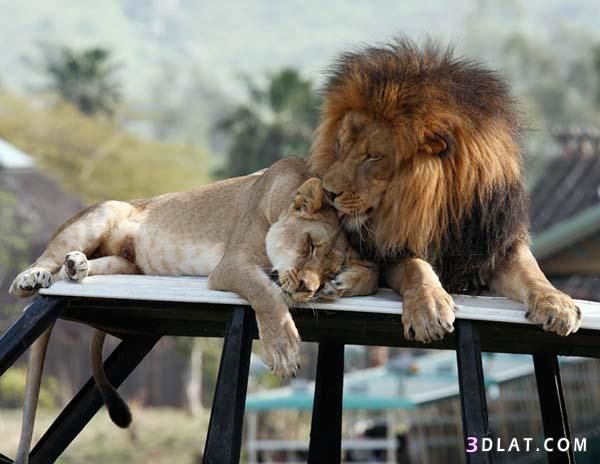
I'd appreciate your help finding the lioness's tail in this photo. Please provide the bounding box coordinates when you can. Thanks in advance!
[90,330,131,429]
[15,326,53,464]
[90,330,132,428]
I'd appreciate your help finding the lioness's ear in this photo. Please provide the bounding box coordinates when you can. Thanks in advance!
[421,130,454,158]
[292,178,324,215]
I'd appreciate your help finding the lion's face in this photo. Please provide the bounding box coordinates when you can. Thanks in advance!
[314,112,399,232]
[310,107,457,256]
[266,178,347,303]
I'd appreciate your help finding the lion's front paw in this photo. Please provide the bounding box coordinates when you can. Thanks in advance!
[9,267,53,298]
[64,251,89,282]
[256,311,301,379]
[402,284,456,343]
[526,287,581,336]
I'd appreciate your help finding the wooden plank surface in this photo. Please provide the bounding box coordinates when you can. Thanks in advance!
[40,275,600,330]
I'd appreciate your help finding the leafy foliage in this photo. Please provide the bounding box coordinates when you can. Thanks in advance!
[216,68,319,177]
[37,45,122,116]
[0,91,211,202]
[0,366,59,409]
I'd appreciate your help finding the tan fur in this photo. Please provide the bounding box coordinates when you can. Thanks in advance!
[491,243,581,336]
[9,158,379,462]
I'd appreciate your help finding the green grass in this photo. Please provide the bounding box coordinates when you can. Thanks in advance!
[0,407,210,463]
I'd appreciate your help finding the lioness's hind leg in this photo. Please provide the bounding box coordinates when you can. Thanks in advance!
[87,256,140,276]
[10,201,134,298]
[57,254,140,282]
[57,251,90,282]
[9,267,53,298]
[36,201,134,272]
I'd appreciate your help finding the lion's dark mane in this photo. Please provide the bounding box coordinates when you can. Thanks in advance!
[329,39,531,293]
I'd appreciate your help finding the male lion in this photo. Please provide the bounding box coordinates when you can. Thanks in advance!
[10,158,378,463]
[309,39,581,343]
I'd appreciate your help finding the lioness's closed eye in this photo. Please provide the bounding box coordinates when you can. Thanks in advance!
[10,158,378,461]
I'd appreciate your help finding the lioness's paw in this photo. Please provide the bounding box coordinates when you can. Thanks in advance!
[402,285,456,343]
[64,251,89,282]
[9,267,53,298]
[317,279,342,301]
[526,287,581,336]
[316,269,358,300]
[257,311,301,379]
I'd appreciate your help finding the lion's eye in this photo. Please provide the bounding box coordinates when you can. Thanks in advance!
[365,153,382,162]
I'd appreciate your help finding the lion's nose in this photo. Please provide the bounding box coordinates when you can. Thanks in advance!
[324,188,341,202]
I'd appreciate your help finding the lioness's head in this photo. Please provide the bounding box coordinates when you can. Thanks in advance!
[266,177,347,303]
[309,39,522,257]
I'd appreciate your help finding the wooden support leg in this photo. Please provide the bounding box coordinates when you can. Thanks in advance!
[0,297,65,376]
[308,341,345,464]
[456,320,493,464]
[533,353,574,464]
[28,334,160,464]
[203,307,254,464]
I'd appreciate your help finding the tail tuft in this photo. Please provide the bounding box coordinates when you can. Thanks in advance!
[101,387,132,428]
[91,330,132,428]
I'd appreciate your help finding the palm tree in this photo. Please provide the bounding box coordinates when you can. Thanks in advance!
[40,45,122,116]
[216,68,320,177]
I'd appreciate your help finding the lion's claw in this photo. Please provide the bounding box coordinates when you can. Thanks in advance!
[526,288,581,336]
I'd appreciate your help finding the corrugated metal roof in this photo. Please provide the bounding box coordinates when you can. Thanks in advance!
[0,138,33,168]
[530,140,600,233]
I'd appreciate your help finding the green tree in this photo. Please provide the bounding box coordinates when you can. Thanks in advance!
[0,91,211,202]
[216,68,319,177]
[39,45,122,116]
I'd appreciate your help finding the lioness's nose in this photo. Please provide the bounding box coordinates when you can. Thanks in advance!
[298,271,319,292]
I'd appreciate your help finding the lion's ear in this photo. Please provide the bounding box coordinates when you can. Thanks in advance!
[421,130,454,158]
[291,178,324,215]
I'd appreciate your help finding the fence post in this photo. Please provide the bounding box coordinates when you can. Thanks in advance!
[533,353,574,464]
[456,320,493,464]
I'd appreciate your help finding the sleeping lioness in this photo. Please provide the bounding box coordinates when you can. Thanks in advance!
[10,157,378,463]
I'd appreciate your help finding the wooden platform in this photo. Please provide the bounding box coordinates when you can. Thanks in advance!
[40,274,600,329]
[38,275,600,359]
